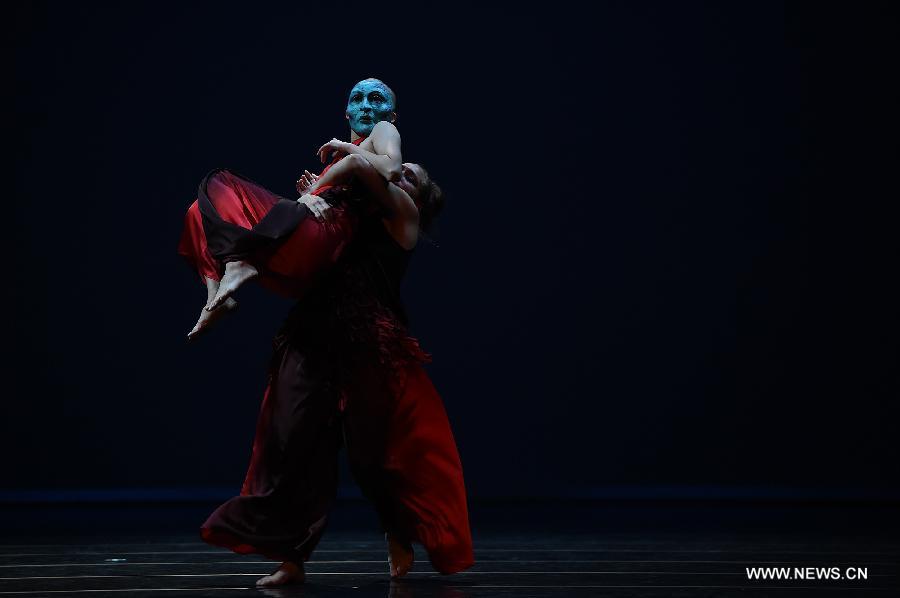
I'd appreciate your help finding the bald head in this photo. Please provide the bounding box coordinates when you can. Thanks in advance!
[345,78,397,137]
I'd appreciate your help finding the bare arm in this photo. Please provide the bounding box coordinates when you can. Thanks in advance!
[317,121,403,183]
[304,153,361,195]
[304,153,418,248]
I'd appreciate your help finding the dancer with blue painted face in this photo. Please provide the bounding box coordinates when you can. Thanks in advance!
[178,78,474,586]
[345,78,397,138]
[185,78,406,324]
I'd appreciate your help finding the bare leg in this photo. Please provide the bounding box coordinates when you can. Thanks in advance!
[256,560,304,586]
[386,532,414,578]
[206,260,258,311]
[188,277,238,340]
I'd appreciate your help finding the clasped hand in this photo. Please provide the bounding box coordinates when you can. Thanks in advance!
[295,169,319,194]
[317,138,350,164]
[297,193,335,223]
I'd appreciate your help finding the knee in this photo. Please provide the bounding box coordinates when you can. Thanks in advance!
[201,169,233,191]
[209,169,230,185]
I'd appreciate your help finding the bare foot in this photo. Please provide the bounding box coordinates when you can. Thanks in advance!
[386,532,414,578]
[187,277,238,341]
[256,560,304,587]
[206,260,258,311]
[187,297,237,340]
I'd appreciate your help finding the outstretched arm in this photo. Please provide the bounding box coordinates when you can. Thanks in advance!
[317,121,403,183]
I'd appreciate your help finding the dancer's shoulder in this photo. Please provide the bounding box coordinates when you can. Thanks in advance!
[371,120,400,141]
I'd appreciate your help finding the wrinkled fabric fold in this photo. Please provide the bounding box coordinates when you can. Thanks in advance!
[177,169,357,298]
[197,167,312,263]
[340,359,475,574]
[200,328,343,565]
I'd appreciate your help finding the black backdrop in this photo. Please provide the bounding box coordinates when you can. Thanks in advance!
[6,1,897,499]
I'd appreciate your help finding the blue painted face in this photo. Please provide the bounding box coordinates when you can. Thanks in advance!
[345,79,395,137]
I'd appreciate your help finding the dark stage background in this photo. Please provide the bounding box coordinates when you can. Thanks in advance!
[6,1,897,502]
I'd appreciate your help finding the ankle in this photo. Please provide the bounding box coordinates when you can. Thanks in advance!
[204,276,220,295]
[386,532,412,549]
[282,560,302,572]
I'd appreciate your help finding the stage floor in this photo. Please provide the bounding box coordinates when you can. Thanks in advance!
[1,502,898,596]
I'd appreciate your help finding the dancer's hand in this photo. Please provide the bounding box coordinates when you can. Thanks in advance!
[295,170,319,194]
[317,138,349,164]
[297,193,334,223]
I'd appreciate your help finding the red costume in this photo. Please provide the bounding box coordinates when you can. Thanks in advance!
[177,138,364,298]
[177,143,475,574]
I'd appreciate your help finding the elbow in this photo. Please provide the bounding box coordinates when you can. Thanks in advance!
[344,153,369,170]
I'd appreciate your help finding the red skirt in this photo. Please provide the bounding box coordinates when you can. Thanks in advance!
[198,320,475,574]
[177,169,357,299]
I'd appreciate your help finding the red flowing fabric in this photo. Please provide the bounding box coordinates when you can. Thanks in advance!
[176,137,365,297]
[339,358,476,574]
[387,364,474,574]
[198,327,475,574]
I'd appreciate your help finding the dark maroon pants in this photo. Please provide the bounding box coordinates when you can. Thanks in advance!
[198,314,475,574]
[199,327,343,564]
